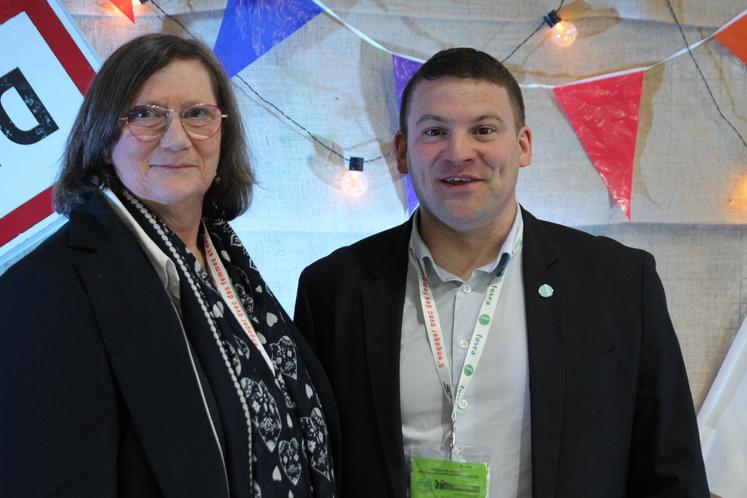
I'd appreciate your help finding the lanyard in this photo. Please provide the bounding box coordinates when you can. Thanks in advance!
[409,218,523,450]
[204,230,276,375]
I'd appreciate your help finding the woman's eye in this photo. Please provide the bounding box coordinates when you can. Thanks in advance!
[184,108,206,118]
[128,107,161,121]
[184,106,215,120]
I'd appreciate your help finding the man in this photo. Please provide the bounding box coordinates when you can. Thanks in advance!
[294,48,708,497]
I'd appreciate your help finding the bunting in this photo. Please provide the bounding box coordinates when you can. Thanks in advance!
[214,0,322,78]
[553,71,645,220]
[392,54,422,106]
[391,54,422,215]
[715,12,747,66]
[110,0,134,23]
[206,0,743,218]
[10,0,743,222]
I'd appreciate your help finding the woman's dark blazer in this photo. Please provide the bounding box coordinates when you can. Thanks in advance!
[0,192,340,498]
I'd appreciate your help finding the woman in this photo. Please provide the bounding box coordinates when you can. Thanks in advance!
[0,34,338,498]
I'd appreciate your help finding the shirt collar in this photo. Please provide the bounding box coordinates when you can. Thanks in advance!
[409,205,524,283]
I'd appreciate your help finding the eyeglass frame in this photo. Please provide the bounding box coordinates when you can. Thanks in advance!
[118,103,228,143]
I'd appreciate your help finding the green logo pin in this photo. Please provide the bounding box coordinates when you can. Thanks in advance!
[538,284,554,298]
[464,364,474,376]
[478,314,491,325]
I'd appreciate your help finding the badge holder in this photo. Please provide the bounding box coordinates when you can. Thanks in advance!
[407,439,492,498]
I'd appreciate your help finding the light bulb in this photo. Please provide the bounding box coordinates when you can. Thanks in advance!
[341,156,368,197]
[544,10,577,48]
[340,169,368,197]
[550,21,578,47]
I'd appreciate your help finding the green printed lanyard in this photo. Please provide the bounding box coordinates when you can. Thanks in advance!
[408,218,523,451]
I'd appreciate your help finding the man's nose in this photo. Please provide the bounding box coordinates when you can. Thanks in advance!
[443,133,477,163]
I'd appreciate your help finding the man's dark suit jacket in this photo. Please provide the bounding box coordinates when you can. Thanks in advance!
[294,208,708,498]
[0,192,340,497]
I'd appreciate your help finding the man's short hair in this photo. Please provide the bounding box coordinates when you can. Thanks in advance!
[399,47,525,135]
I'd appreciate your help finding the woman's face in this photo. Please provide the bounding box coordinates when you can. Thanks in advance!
[110,59,221,216]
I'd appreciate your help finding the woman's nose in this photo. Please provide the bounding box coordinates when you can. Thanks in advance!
[159,113,192,150]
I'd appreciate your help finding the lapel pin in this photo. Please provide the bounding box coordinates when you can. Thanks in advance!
[538,284,554,298]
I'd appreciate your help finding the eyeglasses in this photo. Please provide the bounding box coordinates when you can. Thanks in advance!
[119,103,227,142]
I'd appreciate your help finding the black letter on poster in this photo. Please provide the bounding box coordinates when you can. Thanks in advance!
[0,68,59,145]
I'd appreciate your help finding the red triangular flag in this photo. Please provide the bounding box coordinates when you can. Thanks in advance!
[110,0,135,23]
[716,13,747,66]
[553,71,644,219]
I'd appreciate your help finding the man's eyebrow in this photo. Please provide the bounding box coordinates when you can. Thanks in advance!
[414,114,447,127]
[413,114,506,127]
[474,114,505,124]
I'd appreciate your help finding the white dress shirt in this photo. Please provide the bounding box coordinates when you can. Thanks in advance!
[400,207,532,498]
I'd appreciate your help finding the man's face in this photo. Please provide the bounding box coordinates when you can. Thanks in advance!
[396,77,532,236]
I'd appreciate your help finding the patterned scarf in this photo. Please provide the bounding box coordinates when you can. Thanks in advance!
[119,189,335,498]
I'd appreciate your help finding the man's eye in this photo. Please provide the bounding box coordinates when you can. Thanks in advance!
[423,128,443,137]
[476,127,495,135]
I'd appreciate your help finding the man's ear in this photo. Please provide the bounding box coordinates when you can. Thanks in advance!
[517,125,532,168]
[395,131,408,174]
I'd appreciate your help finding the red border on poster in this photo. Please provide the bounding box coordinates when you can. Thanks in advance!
[0,0,95,247]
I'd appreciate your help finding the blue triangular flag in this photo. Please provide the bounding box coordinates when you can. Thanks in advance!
[392,54,422,107]
[214,0,323,77]
[391,54,422,215]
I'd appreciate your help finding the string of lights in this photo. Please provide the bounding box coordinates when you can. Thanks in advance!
[147,0,579,167]
[146,0,744,173]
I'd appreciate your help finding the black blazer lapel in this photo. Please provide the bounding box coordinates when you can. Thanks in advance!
[361,218,412,495]
[69,195,229,498]
[521,208,566,498]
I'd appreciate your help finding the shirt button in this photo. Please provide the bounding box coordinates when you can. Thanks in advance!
[458,399,468,410]
[463,284,472,294]
[459,339,469,350]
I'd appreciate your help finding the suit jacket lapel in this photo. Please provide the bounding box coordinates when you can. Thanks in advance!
[521,208,565,498]
[69,194,229,498]
[361,219,412,495]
